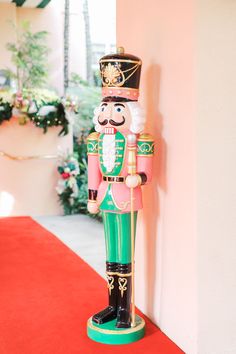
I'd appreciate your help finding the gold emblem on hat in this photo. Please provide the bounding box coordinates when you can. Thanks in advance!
[102,63,125,87]
[101,62,141,88]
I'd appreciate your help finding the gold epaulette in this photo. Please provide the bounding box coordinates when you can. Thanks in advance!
[87,132,100,141]
[137,133,154,142]
[87,132,99,155]
[137,133,154,156]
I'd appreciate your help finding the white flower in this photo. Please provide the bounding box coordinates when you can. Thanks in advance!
[56,179,66,194]
[38,105,57,116]
[67,176,79,197]
[0,90,13,104]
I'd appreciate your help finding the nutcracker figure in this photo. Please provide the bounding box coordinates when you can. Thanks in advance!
[87,47,154,344]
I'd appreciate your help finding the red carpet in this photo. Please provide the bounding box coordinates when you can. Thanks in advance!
[0,217,183,354]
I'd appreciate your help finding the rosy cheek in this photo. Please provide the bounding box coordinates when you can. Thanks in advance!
[99,111,105,119]
[113,112,124,121]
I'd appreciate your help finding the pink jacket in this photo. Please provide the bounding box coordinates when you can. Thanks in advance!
[88,130,154,213]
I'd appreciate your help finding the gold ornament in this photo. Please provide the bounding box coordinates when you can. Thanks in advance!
[18,114,28,125]
[107,275,115,296]
[118,277,128,298]
[102,63,124,87]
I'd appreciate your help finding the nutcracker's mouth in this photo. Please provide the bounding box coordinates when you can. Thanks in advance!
[98,116,125,126]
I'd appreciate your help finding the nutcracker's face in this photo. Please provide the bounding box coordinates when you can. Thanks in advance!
[97,102,132,131]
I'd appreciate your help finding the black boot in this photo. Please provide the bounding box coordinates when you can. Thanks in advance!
[92,262,118,324]
[116,263,132,328]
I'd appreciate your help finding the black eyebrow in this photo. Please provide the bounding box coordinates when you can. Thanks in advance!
[101,103,108,106]
[114,103,125,107]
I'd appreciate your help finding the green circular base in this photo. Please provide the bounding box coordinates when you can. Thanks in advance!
[87,315,145,345]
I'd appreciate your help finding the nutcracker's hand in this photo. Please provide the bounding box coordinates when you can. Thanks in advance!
[87,200,99,214]
[125,174,141,188]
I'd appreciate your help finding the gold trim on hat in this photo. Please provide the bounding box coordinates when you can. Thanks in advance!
[100,59,142,65]
[100,61,141,88]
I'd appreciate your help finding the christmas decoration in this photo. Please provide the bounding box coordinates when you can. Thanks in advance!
[56,152,90,215]
[87,47,154,344]
[56,154,80,213]
[0,89,78,135]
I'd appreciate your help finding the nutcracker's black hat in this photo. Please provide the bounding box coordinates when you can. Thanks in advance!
[99,47,142,102]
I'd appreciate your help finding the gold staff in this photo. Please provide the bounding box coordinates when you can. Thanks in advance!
[127,134,138,327]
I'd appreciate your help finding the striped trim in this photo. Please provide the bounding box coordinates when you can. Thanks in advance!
[23,0,42,7]
[37,0,51,8]
[10,0,51,7]
[12,0,26,6]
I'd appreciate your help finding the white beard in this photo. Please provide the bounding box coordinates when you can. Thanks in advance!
[102,134,116,173]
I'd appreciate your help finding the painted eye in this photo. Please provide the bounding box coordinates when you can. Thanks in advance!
[115,106,123,113]
[100,104,107,112]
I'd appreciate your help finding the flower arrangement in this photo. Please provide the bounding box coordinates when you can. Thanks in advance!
[56,136,102,219]
[0,89,78,135]
[56,154,80,214]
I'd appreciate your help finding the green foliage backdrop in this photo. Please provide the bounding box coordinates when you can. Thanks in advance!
[6,21,49,91]
[57,79,101,218]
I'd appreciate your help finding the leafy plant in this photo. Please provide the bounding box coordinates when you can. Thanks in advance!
[69,72,88,87]
[93,68,102,87]
[67,82,101,136]
[6,21,49,91]
[56,75,102,218]
[57,134,101,220]
[0,100,13,124]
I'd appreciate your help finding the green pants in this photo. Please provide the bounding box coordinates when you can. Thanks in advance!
[102,212,137,264]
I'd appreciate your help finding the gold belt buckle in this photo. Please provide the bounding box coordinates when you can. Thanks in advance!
[103,176,124,183]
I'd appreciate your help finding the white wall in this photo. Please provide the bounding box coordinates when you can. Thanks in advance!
[0,3,16,71]
[0,118,72,216]
[117,1,236,353]
[197,1,236,353]
[117,1,197,353]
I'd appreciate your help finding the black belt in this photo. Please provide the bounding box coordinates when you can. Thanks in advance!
[103,176,125,183]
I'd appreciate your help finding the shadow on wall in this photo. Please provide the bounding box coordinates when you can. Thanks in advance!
[142,63,167,318]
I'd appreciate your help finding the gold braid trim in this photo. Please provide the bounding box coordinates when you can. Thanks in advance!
[117,272,132,277]
[106,274,115,296]
[118,277,128,298]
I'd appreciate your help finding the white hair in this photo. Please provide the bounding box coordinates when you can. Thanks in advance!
[126,102,146,134]
[93,106,103,133]
[93,101,146,134]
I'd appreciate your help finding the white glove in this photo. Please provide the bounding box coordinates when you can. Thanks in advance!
[125,174,141,188]
[87,200,99,214]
